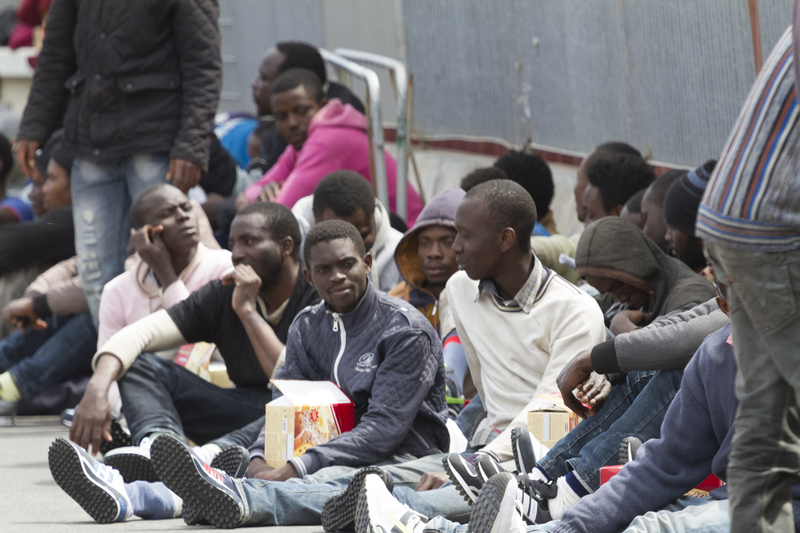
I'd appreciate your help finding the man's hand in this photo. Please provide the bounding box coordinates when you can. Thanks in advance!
[133,225,179,288]
[166,158,202,194]
[609,309,650,336]
[221,264,262,315]
[575,372,612,416]
[13,139,40,177]
[234,191,251,212]
[2,297,46,332]
[70,382,113,455]
[414,471,449,491]
[251,461,299,481]
[256,182,280,203]
[556,350,595,417]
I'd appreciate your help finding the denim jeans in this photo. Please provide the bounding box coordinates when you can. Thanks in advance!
[537,369,683,491]
[71,154,170,325]
[707,243,800,533]
[234,453,472,526]
[0,313,96,400]
[455,392,486,441]
[423,496,726,533]
[118,352,271,446]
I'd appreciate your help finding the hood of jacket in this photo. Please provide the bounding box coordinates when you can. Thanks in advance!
[394,187,465,290]
[308,99,366,135]
[576,217,715,318]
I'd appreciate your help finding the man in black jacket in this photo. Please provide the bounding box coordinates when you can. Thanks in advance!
[14,0,222,325]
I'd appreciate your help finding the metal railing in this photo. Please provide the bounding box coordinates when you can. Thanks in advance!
[319,49,389,213]
[333,48,424,221]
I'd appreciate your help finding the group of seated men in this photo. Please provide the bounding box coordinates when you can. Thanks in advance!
[0,30,792,533]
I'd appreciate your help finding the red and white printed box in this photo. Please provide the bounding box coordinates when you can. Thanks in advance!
[263,380,354,469]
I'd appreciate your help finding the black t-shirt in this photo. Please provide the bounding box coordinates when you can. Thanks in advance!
[166,271,320,389]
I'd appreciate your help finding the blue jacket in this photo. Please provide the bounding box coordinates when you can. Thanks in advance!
[261,282,450,476]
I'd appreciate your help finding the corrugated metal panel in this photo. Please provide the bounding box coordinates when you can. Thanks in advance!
[220,0,792,167]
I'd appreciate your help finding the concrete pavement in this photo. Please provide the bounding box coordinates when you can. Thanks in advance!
[0,416,322,532]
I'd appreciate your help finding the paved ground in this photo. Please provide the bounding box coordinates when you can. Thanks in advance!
[0,416,322,532]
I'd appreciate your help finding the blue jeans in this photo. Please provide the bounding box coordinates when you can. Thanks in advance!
[707,243,800,533]
[234,453,471,526]
[0,313,96,400]
[71,154,170,325]
[424,496,727,533]
[455,392,486,441]
[117,352,271,446]
[537,369,683,491]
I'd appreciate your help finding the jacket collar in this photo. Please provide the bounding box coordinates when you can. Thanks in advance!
[476,254,541,313]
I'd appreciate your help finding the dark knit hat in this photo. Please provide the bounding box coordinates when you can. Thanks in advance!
[663,159,716,237]
[35,129,74,177]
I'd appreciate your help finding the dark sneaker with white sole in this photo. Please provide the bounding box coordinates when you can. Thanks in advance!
[150,434,245,529]
[444,452,507,504]
[321,466,393,532]
[511,427,537,475]
[98,416,132,455]
[48,437,133,523]
[355,473,428,533]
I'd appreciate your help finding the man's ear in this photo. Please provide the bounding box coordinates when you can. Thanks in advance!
[363,252,373,273]
[498,227,518,253]
[280,236,294,257]
[303,268,315,288]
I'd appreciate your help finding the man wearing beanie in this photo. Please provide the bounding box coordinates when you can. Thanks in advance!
[663,159,716,272]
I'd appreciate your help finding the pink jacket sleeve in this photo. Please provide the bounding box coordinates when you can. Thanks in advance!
[243,147,298,202]
[271,138,343,208]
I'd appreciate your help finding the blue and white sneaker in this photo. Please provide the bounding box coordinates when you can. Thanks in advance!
[355,473,428,533]
[150,434,245,529]
[48,437,133,523]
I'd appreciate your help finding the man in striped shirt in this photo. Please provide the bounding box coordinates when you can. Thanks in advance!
[697,7,800,532]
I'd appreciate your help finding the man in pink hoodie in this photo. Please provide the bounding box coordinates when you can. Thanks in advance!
[238,68,423,224]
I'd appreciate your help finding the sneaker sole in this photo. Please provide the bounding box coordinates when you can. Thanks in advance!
[443,455,481,504]
[49,438,124,524]
[321,466,391,532]
[468,472,518,533]
[183,446,250,526]
[151,436,242,529]
[103,452,158,483]
[353,475,383,533]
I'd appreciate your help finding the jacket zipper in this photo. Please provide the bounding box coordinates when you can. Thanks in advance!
[410,427,431,449]
[331,312,346,387]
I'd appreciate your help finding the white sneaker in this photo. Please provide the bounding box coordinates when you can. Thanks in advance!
[49,437,133,523]
[355,474,428,533]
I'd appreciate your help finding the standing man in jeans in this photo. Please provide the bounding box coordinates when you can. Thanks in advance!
[14,0,222,324]
[697,8,800,532]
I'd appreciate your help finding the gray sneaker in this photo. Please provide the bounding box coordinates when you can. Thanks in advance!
[0,397,17,427]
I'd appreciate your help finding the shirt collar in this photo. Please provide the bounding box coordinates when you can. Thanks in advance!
[475,255,540,313]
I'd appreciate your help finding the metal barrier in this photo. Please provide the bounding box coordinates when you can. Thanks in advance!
[333,48,424,220]
[319,49,389,213]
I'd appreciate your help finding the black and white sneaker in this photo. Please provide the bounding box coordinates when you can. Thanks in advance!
[516,474,557,524]
[48,437,133,523]
[98,416,132,455]
[444,453,506,504]
[183,445,251,526]
[511,427,537,475]
[103,436,157,483]
[468,472,526,533]
[619,436,642,465]
[355,473,428,533]
[321,466,393,532]
[150,434,245,529]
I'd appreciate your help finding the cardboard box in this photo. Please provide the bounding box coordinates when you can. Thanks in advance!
[527,392,581,448]
[263,380,354,469]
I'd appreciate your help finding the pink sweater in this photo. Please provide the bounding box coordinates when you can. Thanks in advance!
[96,243,233,348]
[244,99,422,224]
